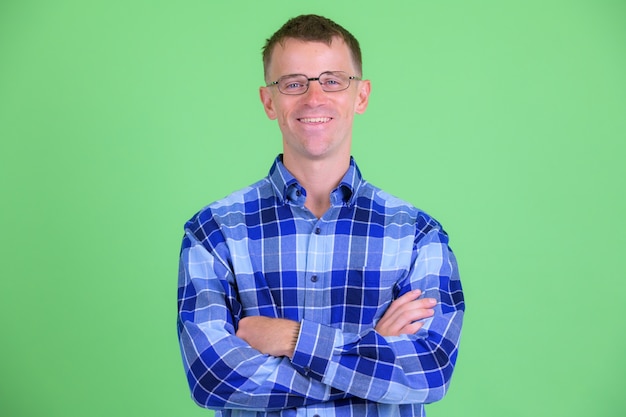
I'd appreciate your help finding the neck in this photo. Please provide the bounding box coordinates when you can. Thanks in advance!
[282,153,350,218]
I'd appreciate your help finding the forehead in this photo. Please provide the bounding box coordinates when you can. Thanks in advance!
[266,37,356,78]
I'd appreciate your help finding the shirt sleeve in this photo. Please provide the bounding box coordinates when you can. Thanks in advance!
[178,229,352,411]
[289,226,465,404]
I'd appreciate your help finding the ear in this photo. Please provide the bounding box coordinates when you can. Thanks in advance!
[354,79,371,114]
[259,86,278,120]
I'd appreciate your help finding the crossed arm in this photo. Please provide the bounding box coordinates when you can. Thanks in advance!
[236,289,437,358]
[179,228,464,409]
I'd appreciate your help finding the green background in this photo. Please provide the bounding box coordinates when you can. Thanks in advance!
[1,0,625,416]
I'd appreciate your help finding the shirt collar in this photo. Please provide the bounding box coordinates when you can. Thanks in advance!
[268,154,363,207]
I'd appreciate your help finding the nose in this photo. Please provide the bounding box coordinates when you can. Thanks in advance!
[303,80,328,105]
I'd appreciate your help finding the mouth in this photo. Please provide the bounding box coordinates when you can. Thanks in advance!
[297,117,332,124]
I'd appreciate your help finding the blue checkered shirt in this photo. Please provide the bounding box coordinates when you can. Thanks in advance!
[178,156,464,417]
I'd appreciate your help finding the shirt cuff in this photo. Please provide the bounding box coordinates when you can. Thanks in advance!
[290,319,339,381]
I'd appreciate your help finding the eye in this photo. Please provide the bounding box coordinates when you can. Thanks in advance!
[285,82,304,90]
[277,75,308,93]
[320,72,348,90]
[322,76,341,85]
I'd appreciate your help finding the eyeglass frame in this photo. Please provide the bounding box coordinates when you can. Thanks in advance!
[266,71,362,95]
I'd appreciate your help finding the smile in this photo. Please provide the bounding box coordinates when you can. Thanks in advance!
[298,117,332,124]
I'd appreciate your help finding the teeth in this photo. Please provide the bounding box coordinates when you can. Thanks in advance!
[299,117,331,123]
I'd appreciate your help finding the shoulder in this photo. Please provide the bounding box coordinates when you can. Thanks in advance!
[183,178,273,241]
[357,181,445,240]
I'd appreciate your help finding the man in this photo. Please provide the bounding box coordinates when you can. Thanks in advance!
[178,14,464,417]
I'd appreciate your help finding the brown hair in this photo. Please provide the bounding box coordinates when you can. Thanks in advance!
[262,14,362,79]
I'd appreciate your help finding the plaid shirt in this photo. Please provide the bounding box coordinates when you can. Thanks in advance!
[178,156,464,417]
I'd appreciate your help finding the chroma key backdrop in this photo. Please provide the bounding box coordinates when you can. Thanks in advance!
[1,1,625,416]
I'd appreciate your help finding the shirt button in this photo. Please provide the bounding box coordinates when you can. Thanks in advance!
[311,275,318,282]
[314,227,321,234]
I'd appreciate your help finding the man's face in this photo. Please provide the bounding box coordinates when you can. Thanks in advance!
[260,37,371,163]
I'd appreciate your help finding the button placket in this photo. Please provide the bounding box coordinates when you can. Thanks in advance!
[302,221,326,320]
[310,224,322,285]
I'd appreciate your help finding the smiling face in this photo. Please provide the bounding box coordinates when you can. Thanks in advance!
[260,37,371,165]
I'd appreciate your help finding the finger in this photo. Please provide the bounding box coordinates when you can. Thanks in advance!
[413,297,437,309]
[384,290,422,316]
[391,291,436,313]
[386,296,435,323]
[376,311,427,337]
[381,305,434,336]
[395,305,435,325]
[376,308,426,336]
[398,321,425,335]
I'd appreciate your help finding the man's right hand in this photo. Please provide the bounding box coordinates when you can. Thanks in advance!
[375,290,436,336]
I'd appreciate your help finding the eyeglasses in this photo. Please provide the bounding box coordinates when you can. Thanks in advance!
[267,71,361,95]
